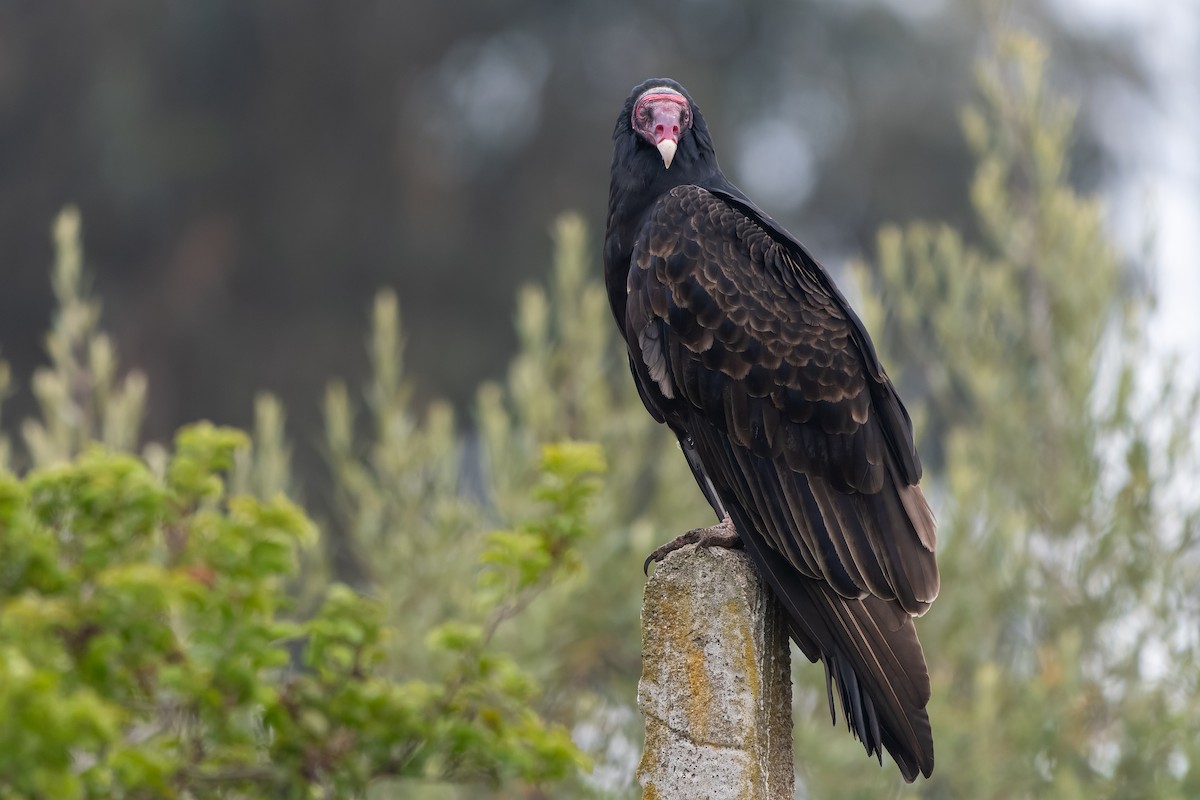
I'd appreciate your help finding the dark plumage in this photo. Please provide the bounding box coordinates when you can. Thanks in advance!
[605,79,939,781]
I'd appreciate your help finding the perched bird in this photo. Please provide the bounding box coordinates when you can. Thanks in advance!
[604,79,939,781]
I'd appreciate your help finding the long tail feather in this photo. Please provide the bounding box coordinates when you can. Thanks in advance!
[733,511,935,781]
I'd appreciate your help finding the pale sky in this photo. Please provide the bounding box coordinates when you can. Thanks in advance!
[1050,0,1200,376]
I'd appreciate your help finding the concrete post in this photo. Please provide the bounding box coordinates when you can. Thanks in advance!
[636,544,793,800]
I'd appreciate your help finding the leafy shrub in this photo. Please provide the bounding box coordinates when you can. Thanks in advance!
[0,426,596,797]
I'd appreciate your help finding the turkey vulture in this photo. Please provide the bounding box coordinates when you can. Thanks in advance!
[604,79,939,781]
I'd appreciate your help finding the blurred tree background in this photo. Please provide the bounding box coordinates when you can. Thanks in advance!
[3,1,1200,798]
[0,0,1155,463]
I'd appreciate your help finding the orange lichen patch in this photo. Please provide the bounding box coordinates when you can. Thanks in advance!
[730,597,761,699]
[682,630,715,741]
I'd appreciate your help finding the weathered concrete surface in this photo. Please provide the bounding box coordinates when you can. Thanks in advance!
[637,544,793,800]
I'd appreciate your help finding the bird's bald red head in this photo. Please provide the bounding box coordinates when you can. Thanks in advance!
[631,86,692,169]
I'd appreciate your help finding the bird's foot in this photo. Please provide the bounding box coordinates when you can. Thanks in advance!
[643,515,741,574]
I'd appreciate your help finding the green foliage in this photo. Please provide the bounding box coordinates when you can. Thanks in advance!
[787,32,1200,798]
[320,289,482,670]
[18,209,147,469]
[0,221,598,796]
[0,429,593,797]
[317,214,701,797]
[2,426,296,797]
[479,442,606,597]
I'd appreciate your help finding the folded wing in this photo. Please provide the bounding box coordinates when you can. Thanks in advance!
[626,184,939,614]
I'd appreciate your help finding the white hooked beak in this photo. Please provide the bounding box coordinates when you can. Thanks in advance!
[656,139,677,169]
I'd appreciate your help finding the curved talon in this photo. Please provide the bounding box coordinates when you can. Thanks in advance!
[643,528,701,574]
[643,516,741,574]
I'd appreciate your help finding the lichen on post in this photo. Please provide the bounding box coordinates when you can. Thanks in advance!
[636,544,793,799]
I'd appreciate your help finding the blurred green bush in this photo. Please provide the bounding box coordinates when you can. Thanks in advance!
[0,225,599,795]
[0,423,594,797]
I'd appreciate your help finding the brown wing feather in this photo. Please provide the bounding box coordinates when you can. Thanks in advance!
[627,185,938,613]
[689,420,934,779]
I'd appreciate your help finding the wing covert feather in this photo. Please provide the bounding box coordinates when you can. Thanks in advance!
[626,185,938,615]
